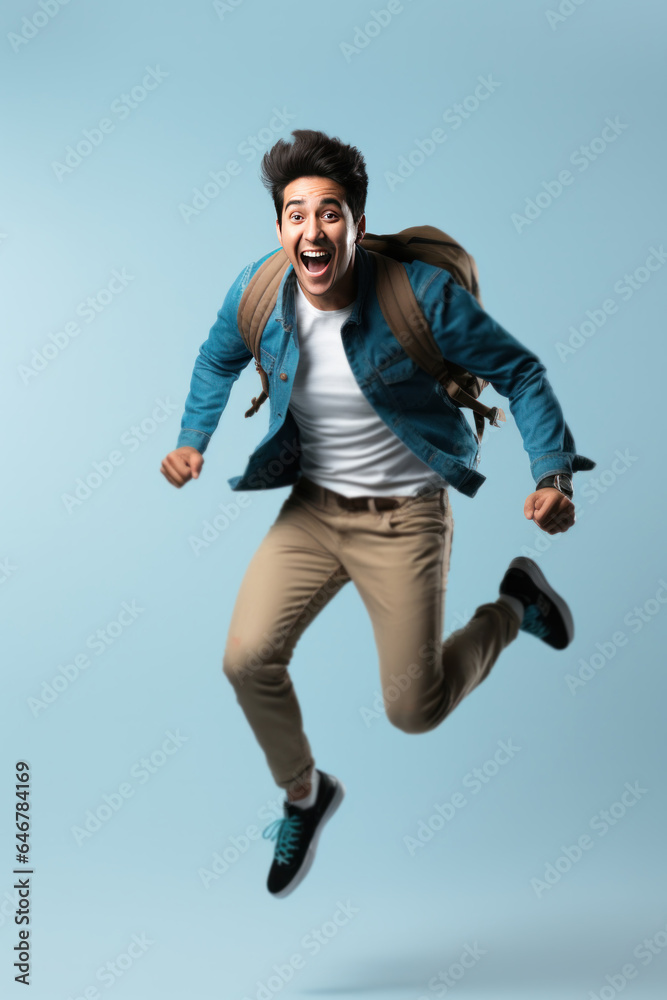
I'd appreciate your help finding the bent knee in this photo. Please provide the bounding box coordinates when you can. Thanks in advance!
[384,703,432,735]
[222,637,287,688]
[223,650,264,688]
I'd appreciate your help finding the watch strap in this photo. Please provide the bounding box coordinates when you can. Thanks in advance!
[536,473,573,498]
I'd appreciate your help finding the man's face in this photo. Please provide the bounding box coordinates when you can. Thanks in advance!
[275,175,365,309]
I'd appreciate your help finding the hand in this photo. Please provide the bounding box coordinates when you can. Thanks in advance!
[160,446,204,488]
[524,487,575,534]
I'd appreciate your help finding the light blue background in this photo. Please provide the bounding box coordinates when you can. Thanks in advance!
[2,1,666,998]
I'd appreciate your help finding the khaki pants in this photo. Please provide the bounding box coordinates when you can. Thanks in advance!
[222,475,520,795]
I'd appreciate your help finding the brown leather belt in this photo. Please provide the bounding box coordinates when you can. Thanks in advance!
[334,493,402,511]
[296,476,428,512]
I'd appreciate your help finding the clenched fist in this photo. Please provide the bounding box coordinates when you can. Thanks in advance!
[160,446,204,488]
[524,487,574,534]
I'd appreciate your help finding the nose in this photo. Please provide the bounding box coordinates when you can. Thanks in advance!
[303,214,324,244]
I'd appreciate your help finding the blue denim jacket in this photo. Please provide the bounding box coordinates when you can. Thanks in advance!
[176,244,595,498]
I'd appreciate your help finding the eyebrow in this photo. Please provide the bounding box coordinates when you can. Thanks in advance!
[284,197,343,212]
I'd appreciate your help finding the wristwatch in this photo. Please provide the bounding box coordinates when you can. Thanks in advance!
[536,473,574,500]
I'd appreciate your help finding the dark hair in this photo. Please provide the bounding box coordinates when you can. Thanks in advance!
[259,129,368,226]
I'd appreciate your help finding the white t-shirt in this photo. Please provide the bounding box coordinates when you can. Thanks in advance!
[288,280,448,498]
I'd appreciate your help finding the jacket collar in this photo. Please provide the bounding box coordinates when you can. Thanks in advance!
[275,243,374,333]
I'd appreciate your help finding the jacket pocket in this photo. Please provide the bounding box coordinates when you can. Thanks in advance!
[376,347,438,410]
[377,348,418,384]
[260,346,275,375]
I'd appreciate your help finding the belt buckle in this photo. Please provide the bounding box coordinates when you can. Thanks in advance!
[335,493,372,511]
[369,496,401,512]
[335,492,402,512]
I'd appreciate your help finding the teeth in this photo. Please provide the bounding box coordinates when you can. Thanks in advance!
[302,250,330,257]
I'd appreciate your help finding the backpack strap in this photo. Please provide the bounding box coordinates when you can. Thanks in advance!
[238,249,291,358]
[367,249,504,441]
[237,249,291,417]
[362,227,484,307]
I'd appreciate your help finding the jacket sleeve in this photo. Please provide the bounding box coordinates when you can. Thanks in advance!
[423,274,596,485]
[176,264,255,454]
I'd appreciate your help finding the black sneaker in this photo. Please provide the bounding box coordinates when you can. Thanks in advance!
[261,770,345,898]
[499,556,574,650]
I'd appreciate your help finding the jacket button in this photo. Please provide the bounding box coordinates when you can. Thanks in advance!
[279,372,288,381]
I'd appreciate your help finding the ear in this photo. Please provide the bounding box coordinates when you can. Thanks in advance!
[355,213,366,243]
[275,219,283,247]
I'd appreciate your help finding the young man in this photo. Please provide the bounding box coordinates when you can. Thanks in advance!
[161,130,595,899]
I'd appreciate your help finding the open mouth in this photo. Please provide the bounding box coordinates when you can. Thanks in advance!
[300,249,333,276]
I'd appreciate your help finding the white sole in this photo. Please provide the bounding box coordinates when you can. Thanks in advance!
[272,775,346,899]
[507,556,574,645]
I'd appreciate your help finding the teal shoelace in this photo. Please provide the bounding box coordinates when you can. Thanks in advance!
[262,815,303,865]
[520,604,550,640]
